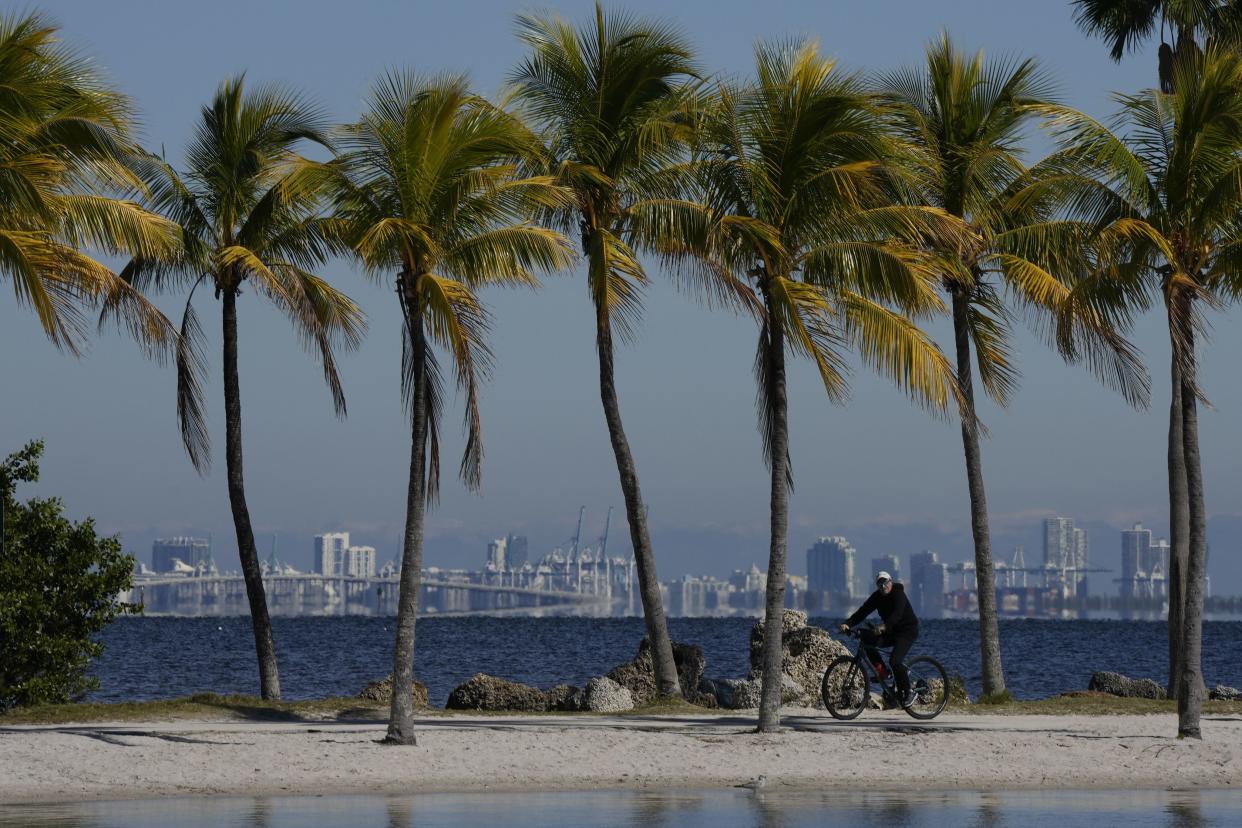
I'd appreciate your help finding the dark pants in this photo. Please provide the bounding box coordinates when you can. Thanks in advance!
[863,626,918,696]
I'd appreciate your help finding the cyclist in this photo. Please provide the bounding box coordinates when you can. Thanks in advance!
[838,571,919,707]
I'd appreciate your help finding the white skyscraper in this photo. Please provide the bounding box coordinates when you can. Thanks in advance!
[1071,527,1089,595]
[1043,517,1074,569]
[807,536,857,598]
[314,532,350,576]
[1120,523,1152,599]
[487,537,508,571]
[344,545,376,578]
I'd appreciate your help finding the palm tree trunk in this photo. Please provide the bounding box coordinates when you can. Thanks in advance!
[387,277,429,745]
[594,300,681,698]
[1177,325,1206,739]
[221,286,281,700]
[758,319,789,733]
[1166,356,1190,699]
[950,285,1005,697]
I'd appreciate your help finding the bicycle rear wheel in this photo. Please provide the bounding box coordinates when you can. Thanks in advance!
[904,655,949,719]
[822,656,870,720]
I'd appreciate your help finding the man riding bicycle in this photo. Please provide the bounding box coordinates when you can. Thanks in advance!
[838,571,919,707]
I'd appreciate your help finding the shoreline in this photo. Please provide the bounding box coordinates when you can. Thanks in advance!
[2,710,1238,805]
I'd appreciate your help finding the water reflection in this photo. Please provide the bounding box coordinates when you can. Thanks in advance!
[1166,790,1206,828]
[0,788,1237,827]
[969,793,1005,828]
[385,796,411,828]
[246,798,270,828]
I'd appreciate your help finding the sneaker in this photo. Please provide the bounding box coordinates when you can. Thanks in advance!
[900,690,917,708]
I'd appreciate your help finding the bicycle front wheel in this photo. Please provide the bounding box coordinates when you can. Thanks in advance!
[822,655,870,720]
[904,655,949,720]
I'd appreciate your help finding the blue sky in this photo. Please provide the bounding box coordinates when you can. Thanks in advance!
[3,1,1240,593]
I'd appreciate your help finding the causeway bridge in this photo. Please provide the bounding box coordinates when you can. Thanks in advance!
[126,574,613,617]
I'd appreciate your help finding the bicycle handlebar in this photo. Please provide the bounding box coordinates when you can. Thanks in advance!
[840,623,886,640]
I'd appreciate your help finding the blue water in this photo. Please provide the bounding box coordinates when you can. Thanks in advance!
[88,617,1241,705]
[2,790,1239,827]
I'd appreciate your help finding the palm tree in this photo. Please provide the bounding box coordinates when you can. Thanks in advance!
[1070,0,1231,701]
[329,73,572,744]
[0,10,179,356]
[1072,0,1242,91]
[673,41,960,732]
[0,10,179,559]
[123,77,366,700]
[1043,46,1242,738]
[876,35,1150,700]
[509,4,699,698]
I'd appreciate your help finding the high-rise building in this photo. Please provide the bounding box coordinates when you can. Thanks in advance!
[1043,517,1074,569]
[1072,528,1089,569]
[505,534,529,569]
[909,550,948,619]
[487,537,508,571]
[152,537,211,574]
[344,545,376,578]
[1072,527,1090,594]
[807,536,856,600]
[1120,523,1151,599]
[314,532,350,576]
[1145,538,1169,579]
[871,554,901,585]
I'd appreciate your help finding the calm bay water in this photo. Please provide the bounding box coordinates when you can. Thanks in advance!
[3,790,1239,828]
[89,616,1241,704]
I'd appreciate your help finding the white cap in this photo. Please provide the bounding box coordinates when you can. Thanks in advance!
[875,571,892,585]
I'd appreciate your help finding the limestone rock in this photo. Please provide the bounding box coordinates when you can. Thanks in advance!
[748,609,809,666]
[711,677,760,710]
[356,675,429,709]
[1209,685,1242,701]
[606,638,709,705]
[694,678,719,709]
[748,611,851,706]
[576,676,634,713]
[710,675,801,709]
[445,673,548,712]
[1087,671,1167,700]
[545,683,581,712]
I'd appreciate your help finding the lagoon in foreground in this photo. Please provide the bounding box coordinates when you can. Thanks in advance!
[3,788,1240,828]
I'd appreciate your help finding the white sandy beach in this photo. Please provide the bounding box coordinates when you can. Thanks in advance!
[1,709,1238,804]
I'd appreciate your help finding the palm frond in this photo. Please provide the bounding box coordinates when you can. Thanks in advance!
[175,286,211,472]
[839,291,961,415]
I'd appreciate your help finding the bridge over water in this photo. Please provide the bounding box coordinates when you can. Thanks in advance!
[126,574,613,617]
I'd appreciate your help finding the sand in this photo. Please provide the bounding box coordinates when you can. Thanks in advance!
[1,709,1238,804]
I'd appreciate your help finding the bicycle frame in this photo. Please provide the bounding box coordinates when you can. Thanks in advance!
[843,630,900,704]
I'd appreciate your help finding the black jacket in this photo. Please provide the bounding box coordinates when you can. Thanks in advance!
[846,582,918,633]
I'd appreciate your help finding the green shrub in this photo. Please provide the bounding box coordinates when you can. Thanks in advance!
[1,440,139,711]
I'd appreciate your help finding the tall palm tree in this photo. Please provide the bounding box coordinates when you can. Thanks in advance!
[0,10,178,356]
[1044,46,1242,738]
[0,10,179,559]
[877,35,1150,700]
[673,41,961,732]
[509,4,699,698]
[1070,0,1231,700]
[329,73,572,744]
[123,77,366,700]
[1073,0,1242,90]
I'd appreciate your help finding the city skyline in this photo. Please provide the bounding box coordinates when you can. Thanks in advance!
[142,514,1228,604]
[132,514,1228,619]
[3,0,1241,596]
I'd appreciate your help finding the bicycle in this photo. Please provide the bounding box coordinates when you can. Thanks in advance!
[821,624,950,720]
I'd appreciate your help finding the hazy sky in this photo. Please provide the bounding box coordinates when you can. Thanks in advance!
[3,1,1240,592]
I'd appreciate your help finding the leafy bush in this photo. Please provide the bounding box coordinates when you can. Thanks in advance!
[1,440,139,711]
